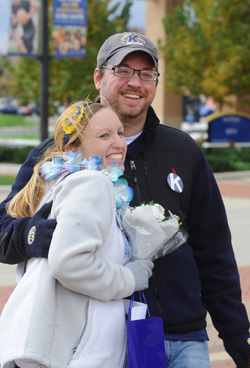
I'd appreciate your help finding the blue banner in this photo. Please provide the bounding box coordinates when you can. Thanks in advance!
[208,113,250,143]
[52,0,87,57]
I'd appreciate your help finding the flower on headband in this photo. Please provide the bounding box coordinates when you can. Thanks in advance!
[62,105,85,135]
[62,118,75,135]
[75,106,85,123]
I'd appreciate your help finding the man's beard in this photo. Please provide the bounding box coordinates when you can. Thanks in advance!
[108,99,148,124]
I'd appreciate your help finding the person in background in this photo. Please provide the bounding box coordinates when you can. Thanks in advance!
[0,32,250,367]
[10,0,38,53]
[0,100,153,368]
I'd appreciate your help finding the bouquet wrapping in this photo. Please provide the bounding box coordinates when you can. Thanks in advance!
[123,203,187,261]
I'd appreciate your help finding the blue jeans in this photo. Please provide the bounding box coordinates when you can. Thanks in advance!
[164,340,210,368]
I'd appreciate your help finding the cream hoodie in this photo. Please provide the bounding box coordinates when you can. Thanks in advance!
[0,170,135,368]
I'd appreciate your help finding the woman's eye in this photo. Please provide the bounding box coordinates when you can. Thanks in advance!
[100,133,109,138]
[118,131,124,137]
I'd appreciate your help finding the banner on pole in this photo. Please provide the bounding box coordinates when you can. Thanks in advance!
[0,0,40,57]
[52,0,87,57]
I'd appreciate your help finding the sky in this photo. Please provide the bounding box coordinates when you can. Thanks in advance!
[0,0,11,55]
[108,0,146,31]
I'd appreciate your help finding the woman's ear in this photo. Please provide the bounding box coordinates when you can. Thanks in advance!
[64,146,72,152]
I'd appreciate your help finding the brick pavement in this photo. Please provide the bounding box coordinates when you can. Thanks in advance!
[0,175,249,367]
[217,182,250,199]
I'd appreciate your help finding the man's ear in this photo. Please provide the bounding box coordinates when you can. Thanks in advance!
[94,68,102,90]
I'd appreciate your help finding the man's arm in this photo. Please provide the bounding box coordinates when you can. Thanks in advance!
[187,148,250,366]
[0,137,55,264]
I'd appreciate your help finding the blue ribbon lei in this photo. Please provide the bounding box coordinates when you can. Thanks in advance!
[40,151,133,210]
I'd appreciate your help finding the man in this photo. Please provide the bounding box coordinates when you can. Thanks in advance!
[1,32,250,367]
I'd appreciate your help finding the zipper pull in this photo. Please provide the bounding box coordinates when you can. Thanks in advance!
[130,160,138,184]
[130,160,136,171]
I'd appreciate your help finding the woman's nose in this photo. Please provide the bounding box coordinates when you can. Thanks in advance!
[112,135,125,148]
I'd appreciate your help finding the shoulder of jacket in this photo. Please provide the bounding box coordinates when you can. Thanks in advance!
[157,123,193,139]
[154,124,200,151]
[35,137,54,155]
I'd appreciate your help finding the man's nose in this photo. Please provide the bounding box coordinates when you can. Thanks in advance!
[127,71,141,86]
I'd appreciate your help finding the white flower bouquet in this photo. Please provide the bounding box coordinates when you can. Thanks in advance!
[123,202,187,261]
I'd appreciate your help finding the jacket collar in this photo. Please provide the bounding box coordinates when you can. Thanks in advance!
[127,106,160,159]
[142,106,160,144]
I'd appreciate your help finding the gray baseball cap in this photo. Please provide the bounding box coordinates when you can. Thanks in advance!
[97,32,159,69]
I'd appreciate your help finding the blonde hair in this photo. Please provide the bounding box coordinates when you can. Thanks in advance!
[7,100,108,218]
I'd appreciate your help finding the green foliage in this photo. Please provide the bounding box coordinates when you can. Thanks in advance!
[0,146,34,164]
[0,114,38,127]
[161,0,250,107]
[0,176,16,185]
[0,0,132,113]
[201,146,250,172]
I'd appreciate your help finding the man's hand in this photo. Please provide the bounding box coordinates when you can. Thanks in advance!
[22,201,56,258]
[223,333,250,368]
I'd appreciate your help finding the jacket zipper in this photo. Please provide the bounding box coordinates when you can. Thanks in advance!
[130,160,142,204]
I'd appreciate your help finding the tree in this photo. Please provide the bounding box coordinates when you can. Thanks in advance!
[160,0,250,109]
[1,0,132,113]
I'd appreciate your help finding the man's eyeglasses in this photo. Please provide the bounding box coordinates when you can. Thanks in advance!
[101,65,160,81]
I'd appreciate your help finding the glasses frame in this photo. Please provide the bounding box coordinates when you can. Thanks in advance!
[101,65,160,81]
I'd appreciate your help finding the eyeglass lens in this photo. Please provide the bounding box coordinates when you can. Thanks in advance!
[115,66,157,81]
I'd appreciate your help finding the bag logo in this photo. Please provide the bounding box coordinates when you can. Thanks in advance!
[27,226,36,245]
[121,33,146,47]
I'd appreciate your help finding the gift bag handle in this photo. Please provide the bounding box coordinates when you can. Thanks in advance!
[138,290,151,317]
[128,291,151,320]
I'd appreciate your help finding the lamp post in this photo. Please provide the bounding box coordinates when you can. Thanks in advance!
[40,0,49,141]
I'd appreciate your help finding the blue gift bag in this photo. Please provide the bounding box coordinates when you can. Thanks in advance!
[127,292,167,368]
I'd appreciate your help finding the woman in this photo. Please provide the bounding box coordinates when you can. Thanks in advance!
[0,101,154,368]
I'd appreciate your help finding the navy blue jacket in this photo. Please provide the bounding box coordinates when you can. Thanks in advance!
[0,107,249,338]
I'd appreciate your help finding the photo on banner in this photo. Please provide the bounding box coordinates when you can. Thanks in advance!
[0,0,40,56]
[52,0,87,58]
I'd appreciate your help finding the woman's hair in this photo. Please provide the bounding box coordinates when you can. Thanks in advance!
[7,100,108,218]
